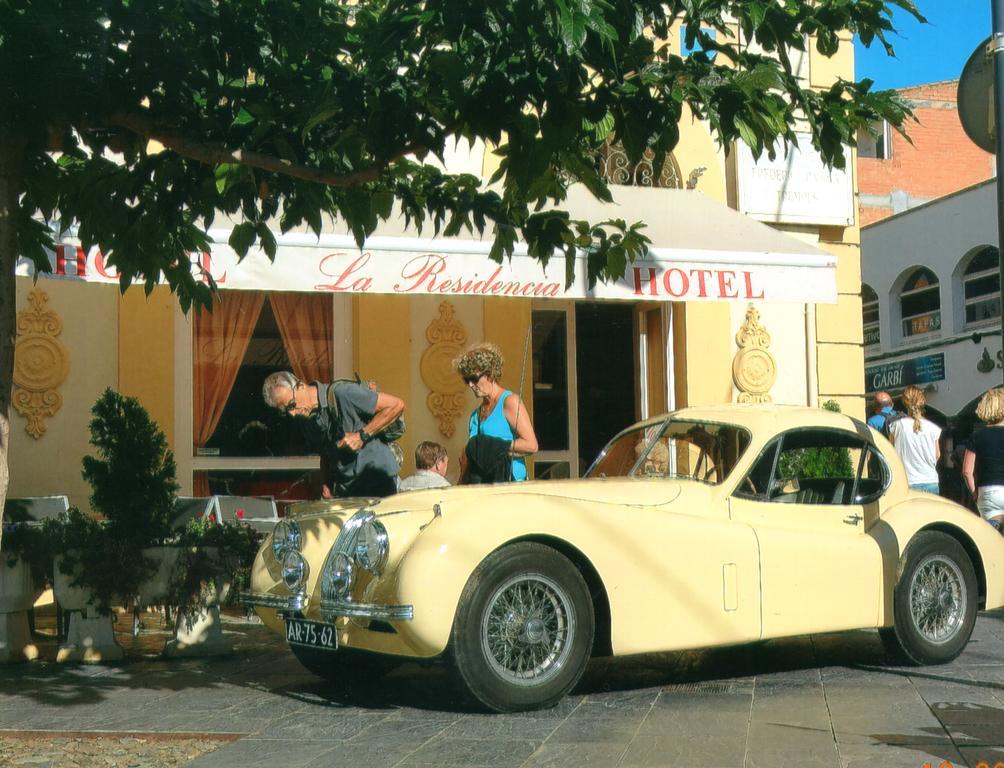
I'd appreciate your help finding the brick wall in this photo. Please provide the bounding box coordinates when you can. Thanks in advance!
[858,79,994,224]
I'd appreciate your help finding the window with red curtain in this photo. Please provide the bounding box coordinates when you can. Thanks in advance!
[193,291,333,498]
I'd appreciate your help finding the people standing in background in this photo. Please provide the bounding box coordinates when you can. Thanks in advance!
[888,385,942,494]
[963,389,1004,532]
[454,342,538,483]
[867,391,900,434]
[399,441,451,491]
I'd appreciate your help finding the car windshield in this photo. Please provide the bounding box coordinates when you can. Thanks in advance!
[585,419,751,483]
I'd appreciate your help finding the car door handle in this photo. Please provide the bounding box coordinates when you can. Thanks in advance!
[843,513,863,525]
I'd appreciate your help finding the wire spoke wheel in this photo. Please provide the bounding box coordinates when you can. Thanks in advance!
[908,553,966,645]
[883,531,977,667]
[481,573,575,687]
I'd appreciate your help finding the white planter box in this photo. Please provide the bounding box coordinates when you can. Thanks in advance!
[0,557,43,663]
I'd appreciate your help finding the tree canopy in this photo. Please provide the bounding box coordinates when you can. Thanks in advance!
[0,0,922,518]
[3,0,921,303]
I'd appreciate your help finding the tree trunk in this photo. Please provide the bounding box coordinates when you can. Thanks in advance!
[0,132,26,547]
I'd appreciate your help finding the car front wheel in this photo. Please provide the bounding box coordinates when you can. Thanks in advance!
[881,531,977,665]
[450,542,594,712]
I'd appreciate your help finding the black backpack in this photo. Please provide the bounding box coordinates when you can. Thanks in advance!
[324,374,406,443]
[881,410,907,440]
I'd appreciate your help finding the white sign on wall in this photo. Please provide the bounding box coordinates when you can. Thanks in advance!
[16,232,838,305]
[735,133,854,226]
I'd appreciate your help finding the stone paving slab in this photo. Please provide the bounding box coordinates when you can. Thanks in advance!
[5,609,1004,767]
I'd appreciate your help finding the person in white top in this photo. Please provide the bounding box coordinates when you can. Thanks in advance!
[399,441,452,491]
[887,384,942,494]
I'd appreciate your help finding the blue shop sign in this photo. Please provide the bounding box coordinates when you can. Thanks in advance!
[865,353,945,393]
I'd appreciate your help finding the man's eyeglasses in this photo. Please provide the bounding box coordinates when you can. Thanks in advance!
[283,384,301,414]
[463,374,482,385]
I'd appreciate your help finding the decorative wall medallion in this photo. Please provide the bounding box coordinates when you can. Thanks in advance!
[732,304,777,404]
[13,289,70,439]
[419,301,468,437]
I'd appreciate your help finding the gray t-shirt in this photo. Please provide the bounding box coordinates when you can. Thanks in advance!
[306,381,400,497]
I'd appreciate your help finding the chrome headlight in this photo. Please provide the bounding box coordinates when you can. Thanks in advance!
[281,549,309,592]
[354,519,389,575]
[321,551,355,601]
[271,519,302,560]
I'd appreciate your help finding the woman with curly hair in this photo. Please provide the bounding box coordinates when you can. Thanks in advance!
[454,342,538,483]
[887,384,942,494]
[963,388,1004,531]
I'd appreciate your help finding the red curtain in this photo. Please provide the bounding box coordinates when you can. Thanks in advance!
[193,290,266,455]
[269,293,333,383]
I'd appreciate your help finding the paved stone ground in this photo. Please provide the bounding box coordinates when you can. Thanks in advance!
[4,608,1004,767]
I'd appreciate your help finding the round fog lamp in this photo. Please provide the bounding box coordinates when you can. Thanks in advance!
[355,519,389,574]
[272,521,289,560]
[272,519,302,560]
[322,551,355,600]
[281,549,309,591]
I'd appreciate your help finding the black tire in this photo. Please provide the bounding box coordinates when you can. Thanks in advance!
[881,531,978,665]
[290,644,397,684]
[450,542,594,713]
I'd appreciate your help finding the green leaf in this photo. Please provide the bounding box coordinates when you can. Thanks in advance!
[232,108,255,127]
[228,223,256,256]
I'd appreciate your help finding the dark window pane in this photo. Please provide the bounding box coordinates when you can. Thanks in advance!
[203,299,320,458]
[863,306,879,324]
[531,310,569,451]
[966,297,1002,323]
[901,287,940,318]
[965,247,999,274]
[964,273,1000,299]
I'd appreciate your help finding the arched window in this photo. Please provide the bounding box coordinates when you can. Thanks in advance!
[862,284,879,346]
[899,268,940,338]
[963,247,1001,326]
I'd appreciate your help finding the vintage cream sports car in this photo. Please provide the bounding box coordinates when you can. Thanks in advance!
[243,405,1004,712]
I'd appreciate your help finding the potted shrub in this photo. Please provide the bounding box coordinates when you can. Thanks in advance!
[52,388,257,661]
[164,518,259,657]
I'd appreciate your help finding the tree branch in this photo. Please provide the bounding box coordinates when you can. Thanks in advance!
[102,111,422,187]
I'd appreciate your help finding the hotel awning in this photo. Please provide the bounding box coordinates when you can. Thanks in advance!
[30,186,837,304]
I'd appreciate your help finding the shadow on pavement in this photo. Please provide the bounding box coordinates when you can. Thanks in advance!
[3,610,1001,717]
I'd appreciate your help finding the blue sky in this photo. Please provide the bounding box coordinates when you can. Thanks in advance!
[853,0,990,90]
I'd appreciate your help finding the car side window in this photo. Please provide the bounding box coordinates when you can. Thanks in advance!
[856,445,889,504]
[737,429,873,506]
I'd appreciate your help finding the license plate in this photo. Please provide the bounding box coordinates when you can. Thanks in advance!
[285,618,338,651]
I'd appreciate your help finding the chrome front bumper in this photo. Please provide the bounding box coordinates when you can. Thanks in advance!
[240,591,413,621]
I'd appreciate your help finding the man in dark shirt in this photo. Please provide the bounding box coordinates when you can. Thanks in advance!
[263,372,405,498]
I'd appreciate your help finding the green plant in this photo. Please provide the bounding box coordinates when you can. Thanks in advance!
[82,388,179,542]
[167,518,260,625]
[49,507,159,614]
[0,520,55,587]
[778,400,854,480]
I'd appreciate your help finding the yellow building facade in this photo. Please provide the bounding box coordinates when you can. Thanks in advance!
[9,27,865,513]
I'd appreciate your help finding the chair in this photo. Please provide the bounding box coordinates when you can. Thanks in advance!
[3,495,69,523]
[171,497,218,531]
[213,495,280,534]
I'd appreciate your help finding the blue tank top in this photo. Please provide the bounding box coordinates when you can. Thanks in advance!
[468,390,527,481]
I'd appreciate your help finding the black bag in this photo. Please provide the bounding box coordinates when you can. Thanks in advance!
[461,435,513,484]
[325,374,406,443]
[881,410,907,439]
